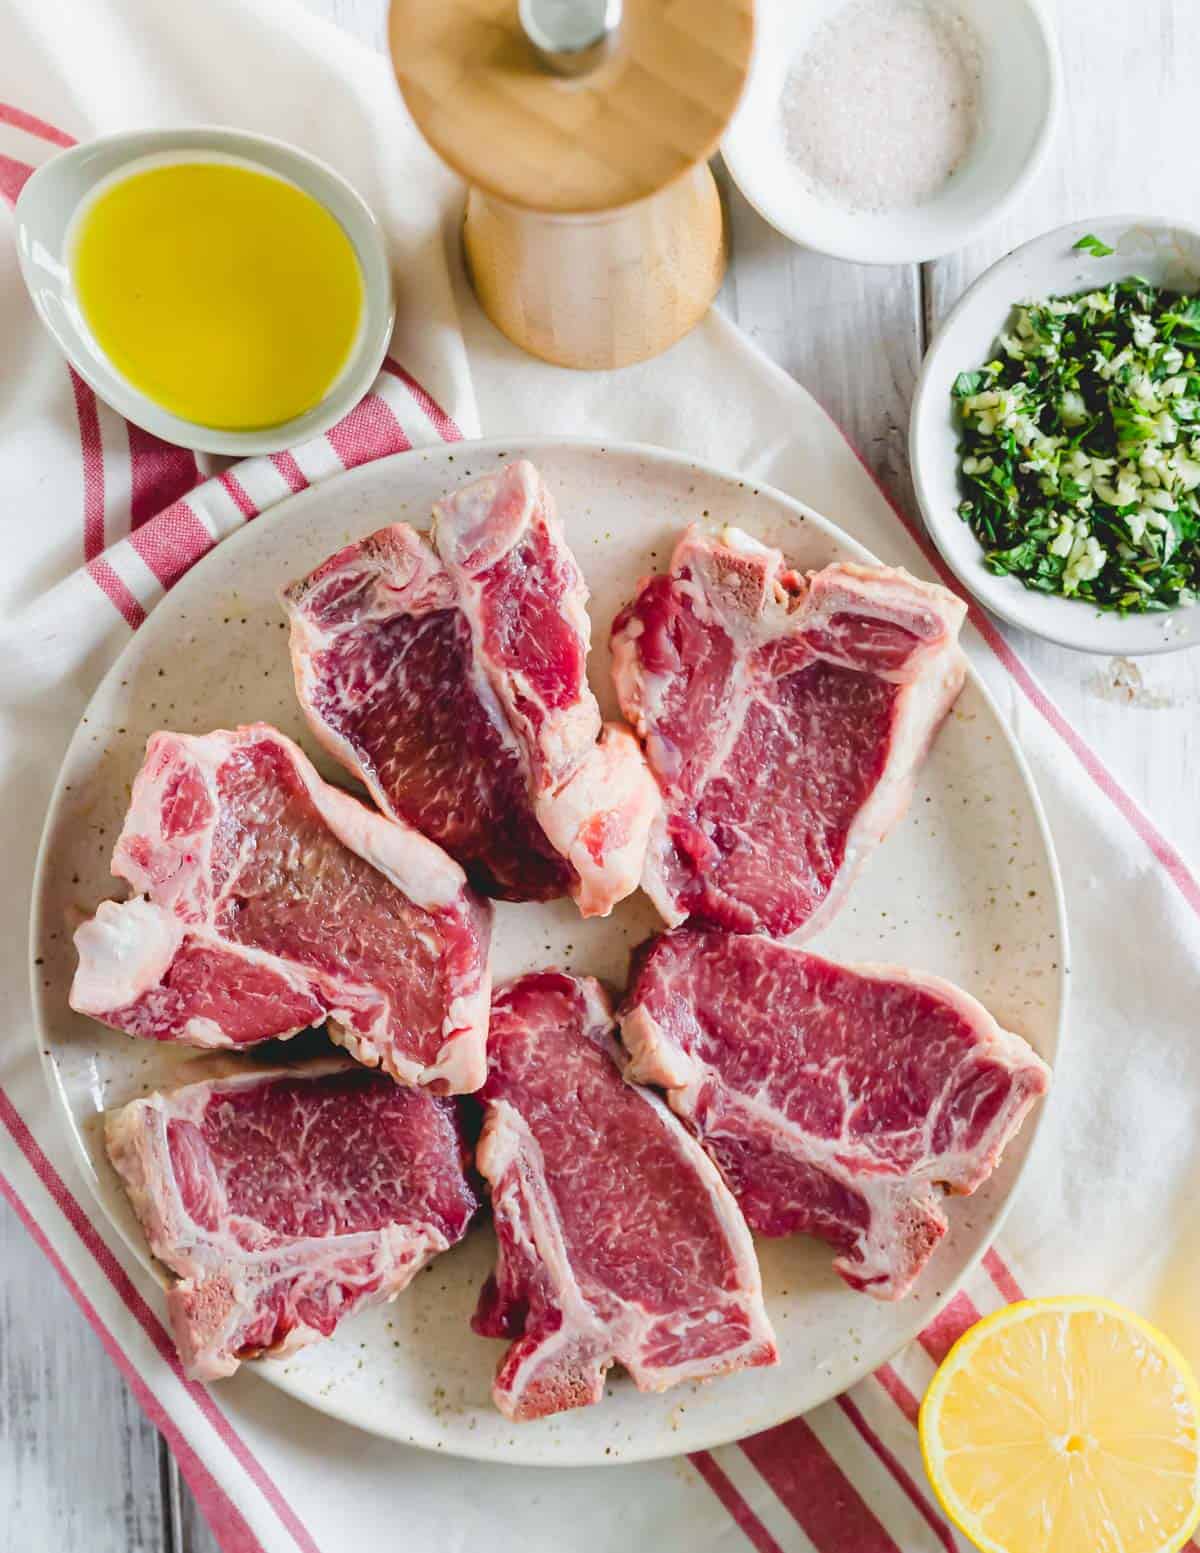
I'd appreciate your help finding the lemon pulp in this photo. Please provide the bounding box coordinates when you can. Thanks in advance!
[72,160,364,430]
[920,1296,1200,1553]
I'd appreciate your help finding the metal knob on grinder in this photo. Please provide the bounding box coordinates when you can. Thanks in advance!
[519,0,621,77]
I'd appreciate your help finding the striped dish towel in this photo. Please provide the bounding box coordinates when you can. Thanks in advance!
[17,347,464,671]
[5,2,1200,1551]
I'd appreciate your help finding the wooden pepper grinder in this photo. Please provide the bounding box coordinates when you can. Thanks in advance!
[388,0,753,370]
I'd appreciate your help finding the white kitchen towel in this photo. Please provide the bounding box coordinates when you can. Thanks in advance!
[2,2,1199,1552]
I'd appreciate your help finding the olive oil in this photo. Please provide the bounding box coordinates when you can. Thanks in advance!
[71,159,364,430]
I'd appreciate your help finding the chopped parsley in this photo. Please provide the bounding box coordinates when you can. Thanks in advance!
[952,275,1200,612]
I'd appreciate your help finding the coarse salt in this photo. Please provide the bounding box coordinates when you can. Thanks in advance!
[780,0,981,215]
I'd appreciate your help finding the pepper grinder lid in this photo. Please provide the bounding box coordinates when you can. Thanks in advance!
[388,0,753,216]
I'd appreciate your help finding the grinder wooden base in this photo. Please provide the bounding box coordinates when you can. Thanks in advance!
[463,164,726,371]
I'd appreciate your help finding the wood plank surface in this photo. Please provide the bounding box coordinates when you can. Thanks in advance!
[0,1183,169,1553]
[2,1,1195,1550]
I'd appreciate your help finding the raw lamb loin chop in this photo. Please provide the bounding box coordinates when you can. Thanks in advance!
[473,971,777,1420]
[283,460,659,915]
[621,931,1050,1300]
[611,527,968,938]
[70,724,492,1093]
[106,1061,478,1379]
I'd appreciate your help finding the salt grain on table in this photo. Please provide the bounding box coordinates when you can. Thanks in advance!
[780,0,981,214]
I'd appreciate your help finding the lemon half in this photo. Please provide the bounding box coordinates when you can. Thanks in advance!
[919,1296,1200,1553]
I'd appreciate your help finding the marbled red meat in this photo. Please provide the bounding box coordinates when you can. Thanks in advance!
[621,931,1050,1299]
[106,1062,478,1378]
[611,528,968,938]
[284,461,658,915]
[70,725,492,1092]
[473,971,776,1420]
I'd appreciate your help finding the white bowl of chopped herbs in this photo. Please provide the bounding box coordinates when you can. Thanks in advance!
[910,218,1200,653]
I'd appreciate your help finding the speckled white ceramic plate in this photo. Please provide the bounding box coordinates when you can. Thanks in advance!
[31,438,1066,1466]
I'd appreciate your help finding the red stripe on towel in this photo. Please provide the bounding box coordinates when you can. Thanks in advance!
[0,101,75,146]
[836,1394,957,1553]
[270,451,309,493]
[740,1416,902,1552]
[129,498,213,590]
[689,1453,787,1553]
[128,422,200,529]
[917,1291,982,1367]
[68,369,106,560]
[86,557,145,630]
[872,1362,921,1428]
[0,152,34,203]
[982,1248,1025,1305]
[326,392,411,469]
[381,356,463,442]
[218,469,258,519]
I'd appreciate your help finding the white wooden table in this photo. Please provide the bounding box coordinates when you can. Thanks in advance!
[4,1,1197,1548]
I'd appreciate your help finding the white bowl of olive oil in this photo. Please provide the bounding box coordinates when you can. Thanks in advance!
[14,127,394,456]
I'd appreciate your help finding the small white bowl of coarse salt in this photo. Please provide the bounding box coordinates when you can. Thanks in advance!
[722,0,1059,265]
